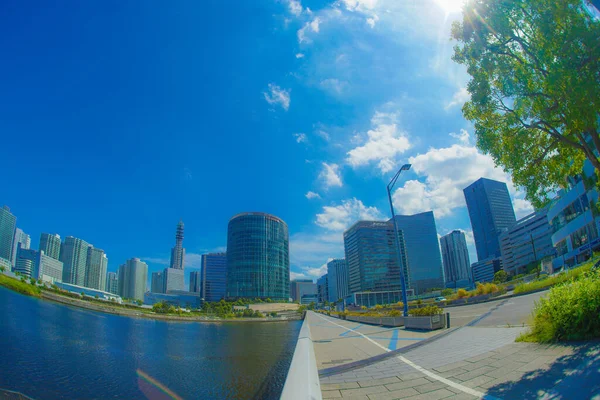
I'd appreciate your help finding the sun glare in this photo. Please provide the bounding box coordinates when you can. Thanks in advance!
[435,0,465,13]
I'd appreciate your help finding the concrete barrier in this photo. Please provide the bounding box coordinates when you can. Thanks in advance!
[346,315,404,327]
[404,313,447,330]
[281,311,322,400]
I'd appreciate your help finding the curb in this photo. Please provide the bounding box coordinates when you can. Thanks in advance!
[443,286,550,309]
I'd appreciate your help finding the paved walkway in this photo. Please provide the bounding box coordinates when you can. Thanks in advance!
[307,312,440,370]
[310,291,600,399]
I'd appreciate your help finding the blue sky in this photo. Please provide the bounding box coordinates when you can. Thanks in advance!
[1,0,534,285]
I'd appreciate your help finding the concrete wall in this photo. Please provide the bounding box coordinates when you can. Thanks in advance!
[281,311,322,400]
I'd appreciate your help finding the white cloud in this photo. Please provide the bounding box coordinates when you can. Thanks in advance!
[366,14,379,28]
[310,17,321,32]
[143,257,169,266]
[320,78,347,94]
[445,87,470,110]
[341,0,378,12]
[294,133,307,143]
[297,17,321,43]
[287,0,303,16]
[346,111,410,173]
[316,198,384,231]
[449,129,470,144]
[319,162,343,188]
[392,141,532,219]
[513,198,534,219]
[305,191,321,199]
[296,53,305,58]
[184,253,203,269]
[316,129,330,141]
[290,232,343,266]
[263,83,290,111]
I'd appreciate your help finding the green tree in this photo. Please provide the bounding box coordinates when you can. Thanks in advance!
[441,288,454,297]
[451,0,600,207]
[0,266,5,273]
[493,270,509,284]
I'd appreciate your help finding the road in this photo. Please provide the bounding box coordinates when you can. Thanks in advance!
[447,291,548,328]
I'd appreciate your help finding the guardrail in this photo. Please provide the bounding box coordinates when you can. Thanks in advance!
[281,311,322,400]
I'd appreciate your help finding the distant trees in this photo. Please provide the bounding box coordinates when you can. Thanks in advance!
[493,270,509,284]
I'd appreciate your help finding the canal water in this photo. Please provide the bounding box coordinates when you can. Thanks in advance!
[0,287,301,399]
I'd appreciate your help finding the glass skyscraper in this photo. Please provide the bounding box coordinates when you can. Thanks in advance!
[189,270,201,294]
[151,271,165,293]
[226,212,289,301]
[343,221,407,294]
[60,236,90,286]
[393,211,445,294]
[327,258,349,303]
[85,247,108,291]
[201,252,227,302]
[106,271,118,295]
[11,228,30,268]
[440,230,471,286]
[0,206,17,265]
[118,258,147,301]
[39,233,61,260]
[464,178,516,260]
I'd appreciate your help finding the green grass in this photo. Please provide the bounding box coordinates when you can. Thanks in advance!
[517,269,600,343]
[513,262,594,295]
[0,274,41,297]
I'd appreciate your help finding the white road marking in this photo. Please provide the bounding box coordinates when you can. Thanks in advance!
[314,312,500,400]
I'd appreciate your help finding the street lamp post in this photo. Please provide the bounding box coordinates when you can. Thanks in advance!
[387,163,411,317]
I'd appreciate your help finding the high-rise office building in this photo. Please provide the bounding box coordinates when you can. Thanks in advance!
[201,252,227,302]
[440,230,471,287]
[151,271,165,293]
[290,279,317,303]
[169,220,185,270]
[317,274,329,304]
[393,212,444,294]
[106,272,118,295]
[39,233,61,260]
[189,270,201,294]
[11,228,31,268]
[164,267,184,292]
[60,236,90,286]
[327,258,349,303]
[35,251,63,283]
[472,258,502,283]
[117,258,148,301]
[344,221,407,294]
[14,245,36,277]
[0,206,17,266]
[15,245,63,283]
[464,178,517,261]
[499,209,554,276]
[85,247,108,291]
[226,212,289,300]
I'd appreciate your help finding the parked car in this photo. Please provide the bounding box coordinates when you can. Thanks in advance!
[434,296,447,302]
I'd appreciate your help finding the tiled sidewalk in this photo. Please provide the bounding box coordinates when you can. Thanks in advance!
[320,329,600,399]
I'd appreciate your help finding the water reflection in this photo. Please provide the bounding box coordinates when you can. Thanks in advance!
[0,287,300,399]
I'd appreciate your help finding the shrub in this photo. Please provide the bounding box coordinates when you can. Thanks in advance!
[517,271,600,343]
[387,309,402,317]
[374,304,383,310]
[457,288,468,298]
[514,263,593,294]
[441,288,453,297]
[409,305,443,316]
